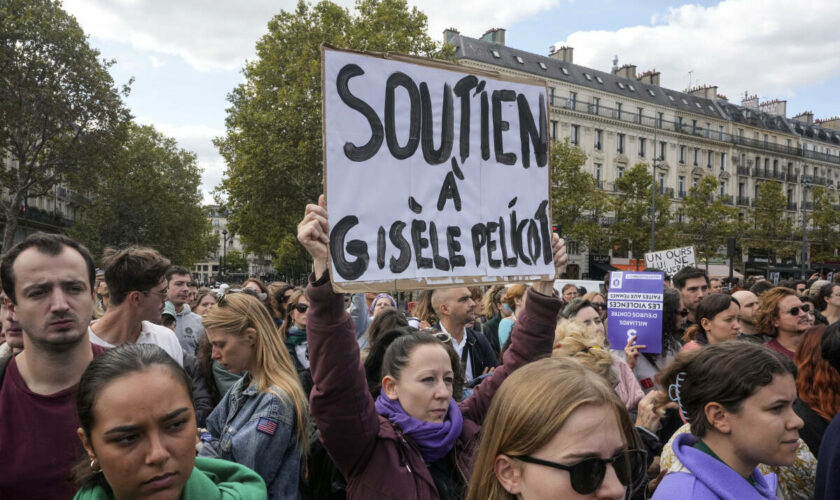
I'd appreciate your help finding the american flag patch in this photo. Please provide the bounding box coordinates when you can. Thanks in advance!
[256,417,278,436]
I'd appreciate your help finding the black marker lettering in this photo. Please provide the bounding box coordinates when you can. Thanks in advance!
[428,221,450,271]
[480,91,490,161]
[336,64,383,162]
[492,89,517,165]
[534,200,552,264]
[377,226,386,269]
[454,75,478,163]
[329,215,369,280]
[517,93,548,168]
[486,221,501,268]
[515,217,532,265]
[471,223,486,266]
[411,219,433,269]
[385,72,421,159]
[420,82,454,165]
[498,216,517,267]
[527,219,541,264]
[447,226,466,268]
[436,171,462,211]
[389,221,411,273]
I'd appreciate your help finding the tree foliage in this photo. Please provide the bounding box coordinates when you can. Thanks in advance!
[676,175,740,269]
[549,139,611,252]
[0,0,130,250]
[223,249,248,274]
[747,180,799,262]
[214,0,452,264]
[69,124,215,265]
[610,163,674,264]
[808,186,840,263]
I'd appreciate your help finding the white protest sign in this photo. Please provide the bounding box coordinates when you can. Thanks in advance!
[323,46,553,291]
[644,246,696,277]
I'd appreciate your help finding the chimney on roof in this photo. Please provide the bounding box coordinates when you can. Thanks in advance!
[637,69,660,86]
[816,117,840,130]
[688,85,717,100]
[443,28,460,45]
[794,111,814,124]
[480,28,505,45]
[741,93,759,109]
[549,46,573,63]
[614,64,636,80]
[759,99,787,118]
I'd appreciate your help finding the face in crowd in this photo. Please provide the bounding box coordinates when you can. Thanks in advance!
[731,290,758,326]
[166,273,191,308]
[701,300,740,344]
[291,296,309,329]
[437,287,476,328]
[773,295,811,336]
[383,339,455,424]
[0,292,23,350]
[192,294,217,317]
[562,285,579,303]
[709,278,723,294]
[574,305,606,339]
[680,276,709,314]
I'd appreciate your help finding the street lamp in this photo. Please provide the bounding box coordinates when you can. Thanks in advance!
[650,116,659,252]
[222,229,228,280]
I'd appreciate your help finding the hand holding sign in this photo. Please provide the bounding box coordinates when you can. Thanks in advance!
[623,334,647,370]
[532,233,569,296]
[298,194,330,280]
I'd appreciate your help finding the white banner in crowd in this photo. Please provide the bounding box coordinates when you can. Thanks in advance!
[644,246,696,277]
[322,46,553,291]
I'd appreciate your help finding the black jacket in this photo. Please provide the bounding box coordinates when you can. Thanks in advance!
[437,322,498,382]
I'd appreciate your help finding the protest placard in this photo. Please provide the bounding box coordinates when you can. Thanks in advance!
[606,271,663,354]
[644,246,695,277]
[322,45,553,292]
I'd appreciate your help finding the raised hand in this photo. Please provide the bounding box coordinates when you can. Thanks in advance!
[297,194,330,279]
[532,233,568,296]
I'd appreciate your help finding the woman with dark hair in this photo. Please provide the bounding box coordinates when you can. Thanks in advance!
[563,299,606,339]
[681,294,740,352]
[359,307,409,356]
[73,344,266,499]
[297,195,567,499]
[192,288,217,317]
[815,282,840,325]
[653,342,804,499]
[793,325,840,454]
[815,322,840,499]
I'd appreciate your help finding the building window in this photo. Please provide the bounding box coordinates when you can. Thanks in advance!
[617,166,625,179]
[707,150,713,168]
[594,129,603,150]
[693,148,699,166]
[639,137,646,157]
[738,182,745,198]
[720,152,727,171]
[571,124,579,145]
[616,102,623,119]
[617,133,625,154]
[637,107,644,124]
[659,141,666,161]
[549,87,555,106]
[705,123,711,138]
[692,119,698,134]
[679,176,685,196]
[719,125,725,140]
[657,112,664,128]
[677,116,684,130]
[592,97,600,114]
[550,120,558,139]
[569,91,577,108]
[720,181,726,198]
[658,173,666,193]
[680,145,686,163]
[595,163,602,183]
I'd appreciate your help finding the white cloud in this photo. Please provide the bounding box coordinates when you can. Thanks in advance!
[553,0,840,109]
[63,0,559,72]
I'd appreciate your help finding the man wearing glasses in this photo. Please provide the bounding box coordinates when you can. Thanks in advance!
[88,246,183,366]
[755,286,812,360]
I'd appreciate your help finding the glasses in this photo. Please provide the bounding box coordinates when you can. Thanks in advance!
[142,288,168,299]
[510,449,647,495]
[787,303,811,316]
[679,309,689,317]
[294,303,309,313]
[418,328,453,344]
[591,303,606,311]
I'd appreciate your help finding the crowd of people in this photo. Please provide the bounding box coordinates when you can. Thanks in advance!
[1,197,840,499]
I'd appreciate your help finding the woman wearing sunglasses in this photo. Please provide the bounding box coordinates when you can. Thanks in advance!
[466,357,646,499]
[297,195,567,500]
[198,292,309,500]
[582,291,607,321]
[653,342,803,500]
[278,288,314,396]
[681,294,741,352]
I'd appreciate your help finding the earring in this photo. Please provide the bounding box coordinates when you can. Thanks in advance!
[90,458,102,473]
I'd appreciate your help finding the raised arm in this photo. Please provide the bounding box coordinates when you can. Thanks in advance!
[459,233,567,424]
[298,195,381,478]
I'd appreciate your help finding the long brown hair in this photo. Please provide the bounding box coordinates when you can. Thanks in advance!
[466,357,640,500]
[203,293,309,453]
[277,288,306,340]
[796,325,840,421]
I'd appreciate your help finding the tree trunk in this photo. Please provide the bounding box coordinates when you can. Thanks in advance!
[3,192,26,252]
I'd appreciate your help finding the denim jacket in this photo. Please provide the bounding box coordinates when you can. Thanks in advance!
[199,373,302,500]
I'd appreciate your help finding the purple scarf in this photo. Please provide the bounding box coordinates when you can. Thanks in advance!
[374,393,463,463]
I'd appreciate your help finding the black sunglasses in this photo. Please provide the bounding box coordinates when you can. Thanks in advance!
[787,303,811,316]
[294,303,309,313]
[591,303,606,310]
[679,309,689,317]
[510,449,647,495]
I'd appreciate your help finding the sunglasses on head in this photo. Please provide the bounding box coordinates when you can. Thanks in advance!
[294,303,309,313]
[510,449,647,495]
[787,303,811,316]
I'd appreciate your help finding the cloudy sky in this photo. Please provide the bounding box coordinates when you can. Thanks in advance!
[61,0,840,203]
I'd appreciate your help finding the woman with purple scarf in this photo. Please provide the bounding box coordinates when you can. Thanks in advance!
[296,196,568,499]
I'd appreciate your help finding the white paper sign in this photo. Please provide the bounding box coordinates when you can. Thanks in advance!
[644,246,696,277]
[323,47,552,290]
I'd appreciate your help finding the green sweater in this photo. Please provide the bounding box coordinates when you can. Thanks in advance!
[74,457,267,500]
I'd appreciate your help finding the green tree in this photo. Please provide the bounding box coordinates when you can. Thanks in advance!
[0,0,130,250]
[677,176,740,270]
[549,139,610,252]
[747,180,799,266]
[223,249,248,274]
[611,163,674,267]
[69,124,215,265]
[808,186,840,264]
[214,0,452,264]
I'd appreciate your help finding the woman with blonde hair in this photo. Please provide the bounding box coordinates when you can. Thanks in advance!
[498,284,529,349]
[582,290,607,321]
[199,292,309,500]
[466,357,646,500]
[553,320,644,411]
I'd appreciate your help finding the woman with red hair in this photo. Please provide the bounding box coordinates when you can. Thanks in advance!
[794,324,840,454]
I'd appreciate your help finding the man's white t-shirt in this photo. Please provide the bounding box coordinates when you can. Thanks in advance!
[89,321,184,366]
[439,323,472,381]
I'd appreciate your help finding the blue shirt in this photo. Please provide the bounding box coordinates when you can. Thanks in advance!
[200,373,303,500]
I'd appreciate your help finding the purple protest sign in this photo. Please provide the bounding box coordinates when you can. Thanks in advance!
[607,271,663,354]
